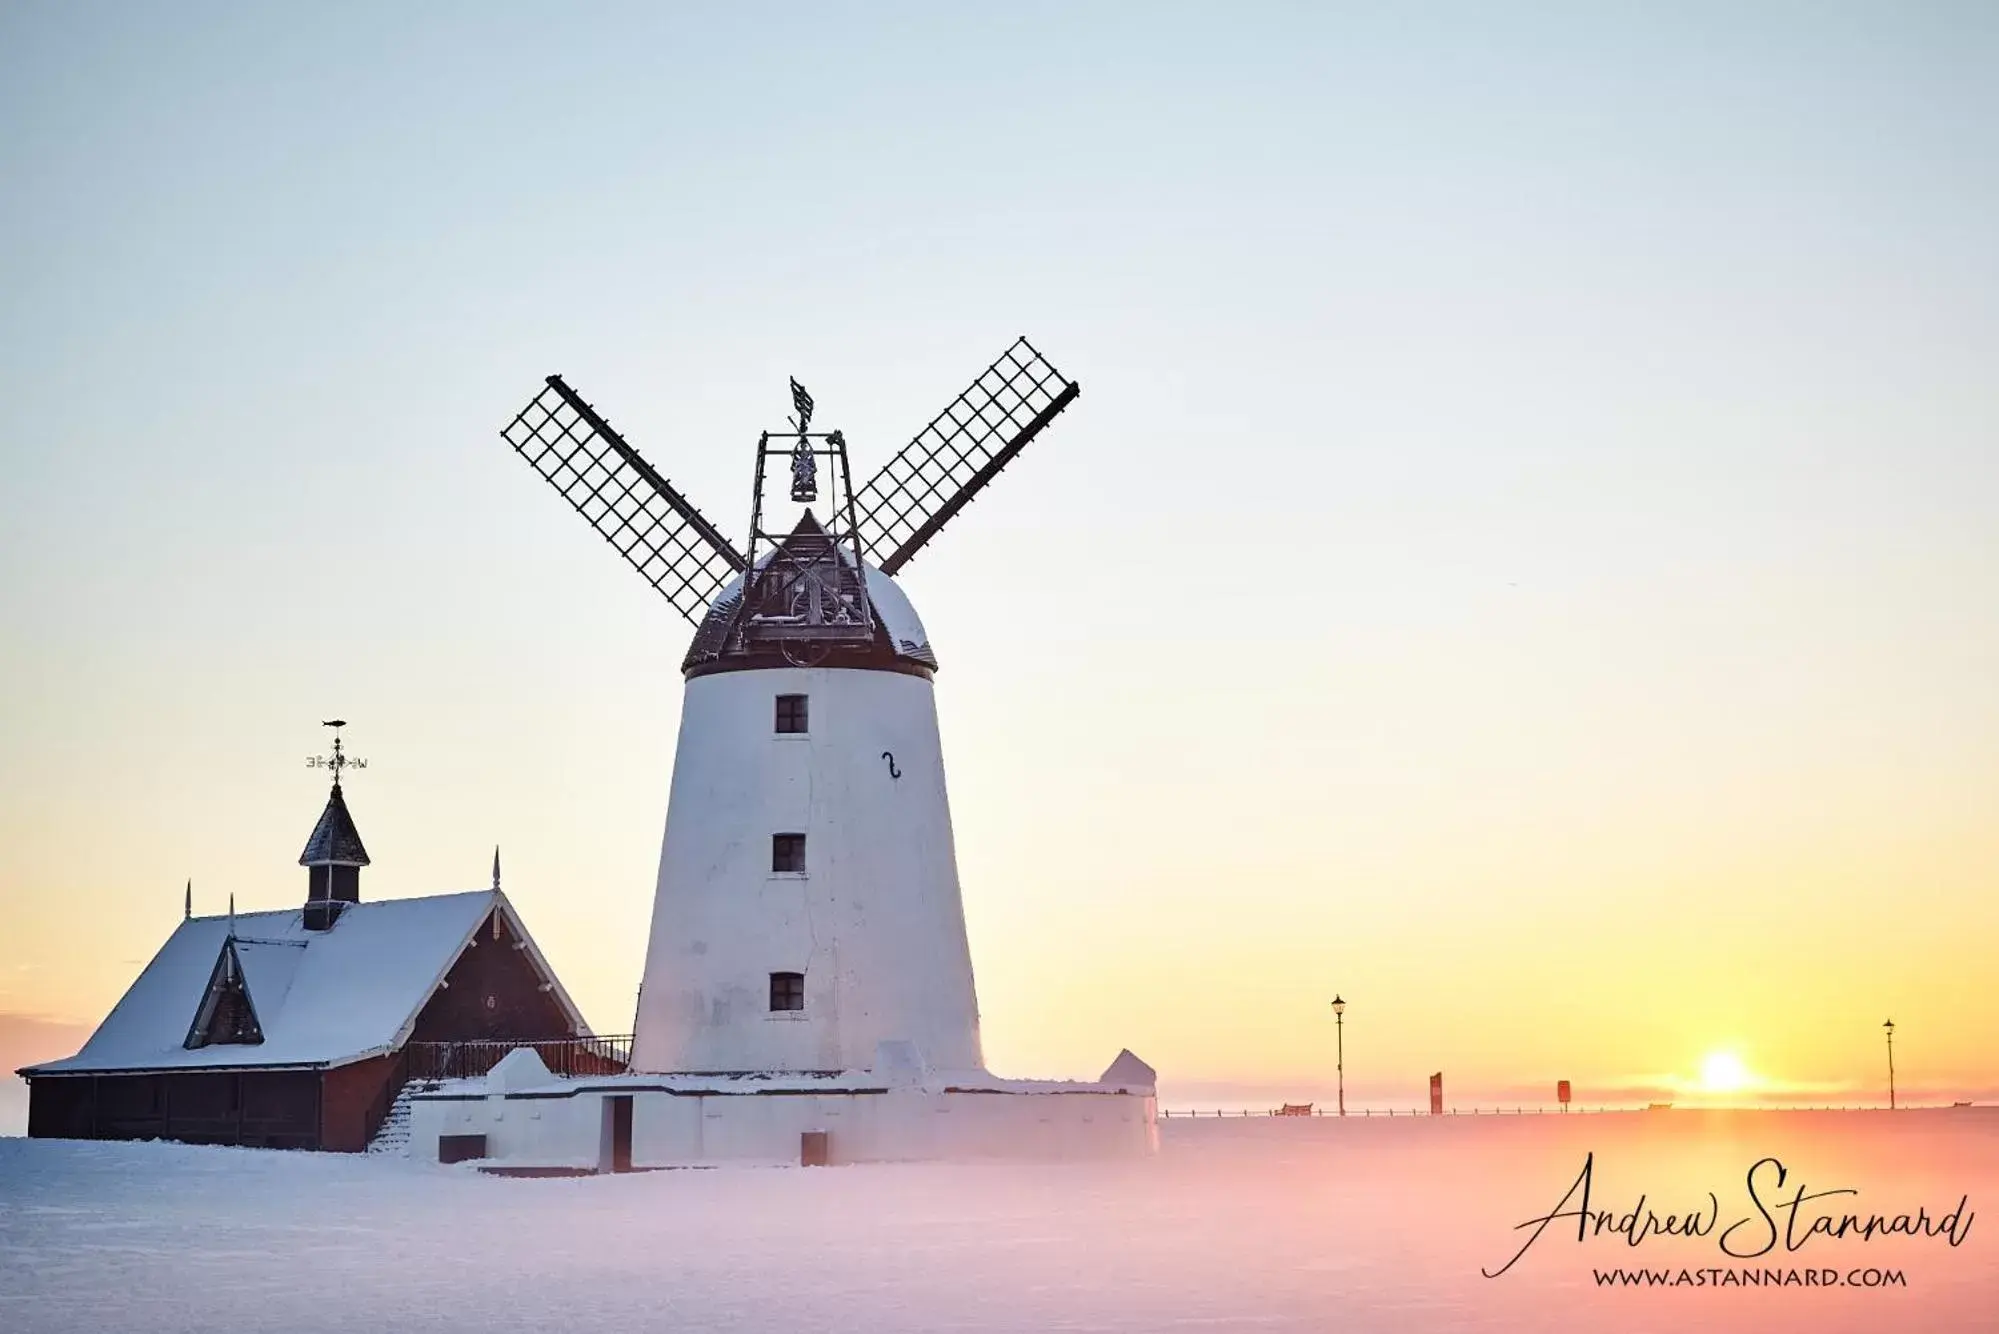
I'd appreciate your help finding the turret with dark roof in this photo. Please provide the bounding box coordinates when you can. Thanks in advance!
[301,781,369,929]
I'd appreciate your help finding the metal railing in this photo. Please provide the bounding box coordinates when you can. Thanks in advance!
[1164,1106,1616,1117]
[405,1034,633,1082]
[1160,1103,1936,1118]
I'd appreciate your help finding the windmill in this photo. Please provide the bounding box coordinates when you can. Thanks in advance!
[501,338,1081,1076]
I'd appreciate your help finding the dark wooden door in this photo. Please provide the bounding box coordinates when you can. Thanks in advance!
[600,1094,633,1173]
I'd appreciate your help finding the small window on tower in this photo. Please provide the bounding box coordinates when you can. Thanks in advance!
[770,971,805,1012]
[775,694,808,734]
[772,833,806,874]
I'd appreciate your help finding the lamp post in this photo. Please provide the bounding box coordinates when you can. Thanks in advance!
[1331,995,1346,1117]
[1884,1019,1896,1110]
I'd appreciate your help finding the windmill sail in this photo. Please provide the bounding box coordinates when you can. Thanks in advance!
[853,337,1080,576]
[503,375,746,623]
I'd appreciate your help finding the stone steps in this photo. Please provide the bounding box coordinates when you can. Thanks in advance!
[366,1079,442,1156]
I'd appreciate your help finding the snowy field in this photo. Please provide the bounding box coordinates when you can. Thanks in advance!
[2,1111,1993,1333]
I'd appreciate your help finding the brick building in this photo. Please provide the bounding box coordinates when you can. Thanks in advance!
[19,777,589,1150]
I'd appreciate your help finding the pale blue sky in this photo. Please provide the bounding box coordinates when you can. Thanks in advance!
[3,3,1996,1103]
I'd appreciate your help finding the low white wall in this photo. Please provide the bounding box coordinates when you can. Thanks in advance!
[411,1086,1158,1167]
[414,1089,606,1169]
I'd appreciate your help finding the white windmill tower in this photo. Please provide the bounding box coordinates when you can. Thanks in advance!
[502,341,1081,1080]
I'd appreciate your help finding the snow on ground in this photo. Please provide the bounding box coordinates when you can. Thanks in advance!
[2,1111,1993,1333]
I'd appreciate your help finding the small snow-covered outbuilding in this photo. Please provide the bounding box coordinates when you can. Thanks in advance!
[20,779,590,1151]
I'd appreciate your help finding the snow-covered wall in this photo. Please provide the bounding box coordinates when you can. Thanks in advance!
[410,1084,1158,1166]
[0,1077,26,1137]
[631,663,983,1075]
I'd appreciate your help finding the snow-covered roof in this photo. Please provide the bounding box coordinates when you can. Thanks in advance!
[23,890,582,1076]
[1099,1049,1157,1089]
[864,570,935,668]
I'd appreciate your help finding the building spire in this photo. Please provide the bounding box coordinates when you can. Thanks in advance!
[227,892,236,938]
[491,845,502,892]
[302,720,370,929]
[184,878,192,920]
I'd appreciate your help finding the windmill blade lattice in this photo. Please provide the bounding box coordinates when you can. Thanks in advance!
[854,337,1080,575]
[503,376,746,623]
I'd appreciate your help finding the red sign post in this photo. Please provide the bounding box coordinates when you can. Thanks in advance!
[1557,1079,1572,1112]
[1430,1072,1444,1116]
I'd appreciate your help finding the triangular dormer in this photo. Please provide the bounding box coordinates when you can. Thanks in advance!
[301,782,370,930]
[184,938,264,1049]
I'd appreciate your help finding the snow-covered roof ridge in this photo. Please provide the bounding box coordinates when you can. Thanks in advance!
[20,889,581,1077]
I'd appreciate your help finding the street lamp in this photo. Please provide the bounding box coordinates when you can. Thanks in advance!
[1884,1019,1896,1110]
[1331,995,1346,1117]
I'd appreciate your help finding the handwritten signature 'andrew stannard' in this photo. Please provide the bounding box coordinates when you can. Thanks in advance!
[1483,1153,1974,1278]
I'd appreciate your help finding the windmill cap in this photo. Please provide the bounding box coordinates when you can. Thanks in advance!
[682,521,937,678]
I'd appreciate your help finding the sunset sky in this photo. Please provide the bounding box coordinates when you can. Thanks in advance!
[3,3,1995,1116]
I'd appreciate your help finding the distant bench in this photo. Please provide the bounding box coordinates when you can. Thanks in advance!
[1272,1103,1314,1117]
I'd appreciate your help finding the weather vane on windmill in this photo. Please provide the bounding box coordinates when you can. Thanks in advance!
[305,719,367,785]
[788,377,817,503]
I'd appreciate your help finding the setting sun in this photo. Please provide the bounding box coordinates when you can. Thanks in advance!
[1698,1051,1756,1096]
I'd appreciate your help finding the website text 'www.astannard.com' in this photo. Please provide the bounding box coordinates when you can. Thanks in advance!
[1593,1266,1909,1288]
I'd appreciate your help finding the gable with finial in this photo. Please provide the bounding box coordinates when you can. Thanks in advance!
[185,937,264,1049]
